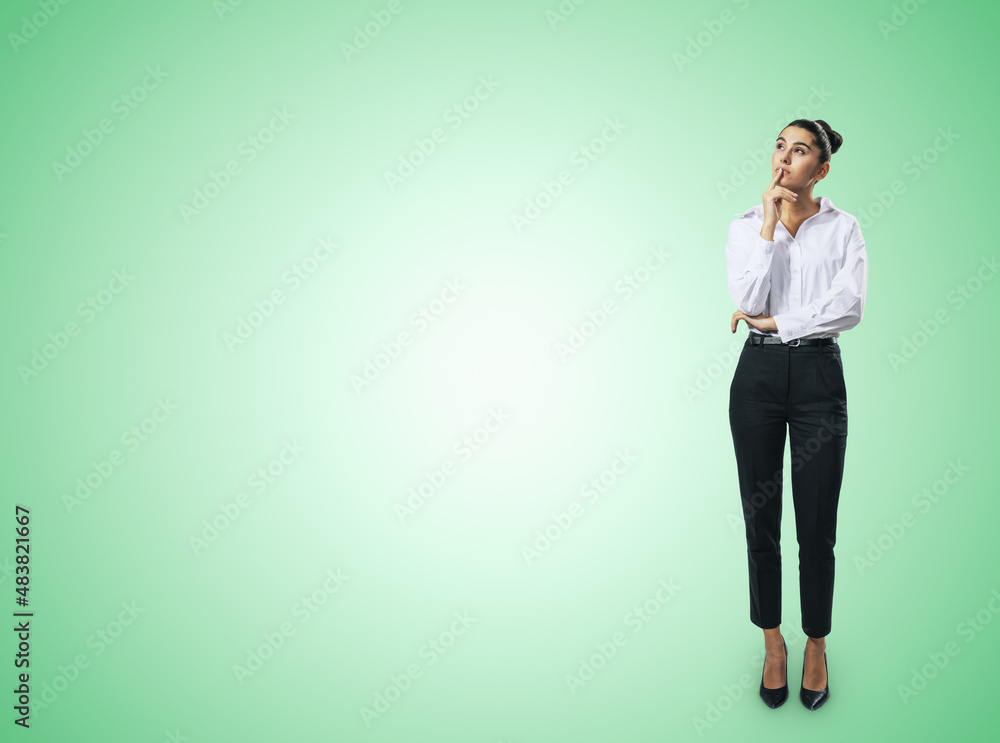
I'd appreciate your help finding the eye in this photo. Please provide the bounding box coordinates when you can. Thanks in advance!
[795,148,805,154]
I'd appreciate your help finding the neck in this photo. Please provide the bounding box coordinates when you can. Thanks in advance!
[782,190,821,220]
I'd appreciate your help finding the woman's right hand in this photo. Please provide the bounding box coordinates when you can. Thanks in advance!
[763,169,798,224]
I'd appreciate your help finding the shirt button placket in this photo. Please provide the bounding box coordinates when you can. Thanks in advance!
[790,240,801,306]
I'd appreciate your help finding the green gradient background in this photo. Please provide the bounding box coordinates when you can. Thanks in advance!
[2,0,998,741]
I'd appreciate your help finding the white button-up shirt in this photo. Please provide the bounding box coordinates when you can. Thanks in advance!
[726,195,868,343]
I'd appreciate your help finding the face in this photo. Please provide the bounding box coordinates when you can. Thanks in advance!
[772,126,829,188]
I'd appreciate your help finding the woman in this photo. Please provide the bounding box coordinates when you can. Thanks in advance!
[725,119,868,710]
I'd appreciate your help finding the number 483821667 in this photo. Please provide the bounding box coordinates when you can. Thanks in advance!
[15,505,30,606]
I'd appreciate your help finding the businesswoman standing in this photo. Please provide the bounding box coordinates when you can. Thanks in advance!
[726,119,868,710]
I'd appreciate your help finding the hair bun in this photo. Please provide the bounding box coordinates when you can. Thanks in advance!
[814,119,843,154]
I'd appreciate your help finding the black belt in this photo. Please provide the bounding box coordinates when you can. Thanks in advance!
[748,332,837,347]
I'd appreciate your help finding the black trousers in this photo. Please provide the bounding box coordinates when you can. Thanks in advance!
[728,333,848,638]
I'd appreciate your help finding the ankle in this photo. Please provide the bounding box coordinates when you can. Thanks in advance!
[806,639,826,658]
[765,640,786,657]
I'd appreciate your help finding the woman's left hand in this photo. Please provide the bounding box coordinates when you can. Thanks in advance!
[731,311,777,333]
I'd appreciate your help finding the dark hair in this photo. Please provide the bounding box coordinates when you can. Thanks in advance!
[783,119,843,165]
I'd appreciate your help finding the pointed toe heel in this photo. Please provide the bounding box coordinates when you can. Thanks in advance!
[800,648,829,710]
[759,639,788,708]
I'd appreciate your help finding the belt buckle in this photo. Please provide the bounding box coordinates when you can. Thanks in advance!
[786,338,801,347]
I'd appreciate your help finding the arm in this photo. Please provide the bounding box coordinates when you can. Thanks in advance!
[772,219,868,343]
[726,218,777,316]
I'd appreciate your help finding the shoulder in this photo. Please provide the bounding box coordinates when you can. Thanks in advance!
[731,204,763,222]
[729,204,763,233]
[820,200,866,254]
[820,198,861,230]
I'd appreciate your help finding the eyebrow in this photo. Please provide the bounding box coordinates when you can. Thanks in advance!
[776,137,812,150]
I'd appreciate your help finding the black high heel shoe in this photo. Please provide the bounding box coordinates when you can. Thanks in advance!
[800,647,829,710]
[759,639,788,708]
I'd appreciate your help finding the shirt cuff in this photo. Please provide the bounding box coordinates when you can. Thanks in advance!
[772,313,798,343]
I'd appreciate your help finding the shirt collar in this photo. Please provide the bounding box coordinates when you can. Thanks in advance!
[733,195,837,219]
